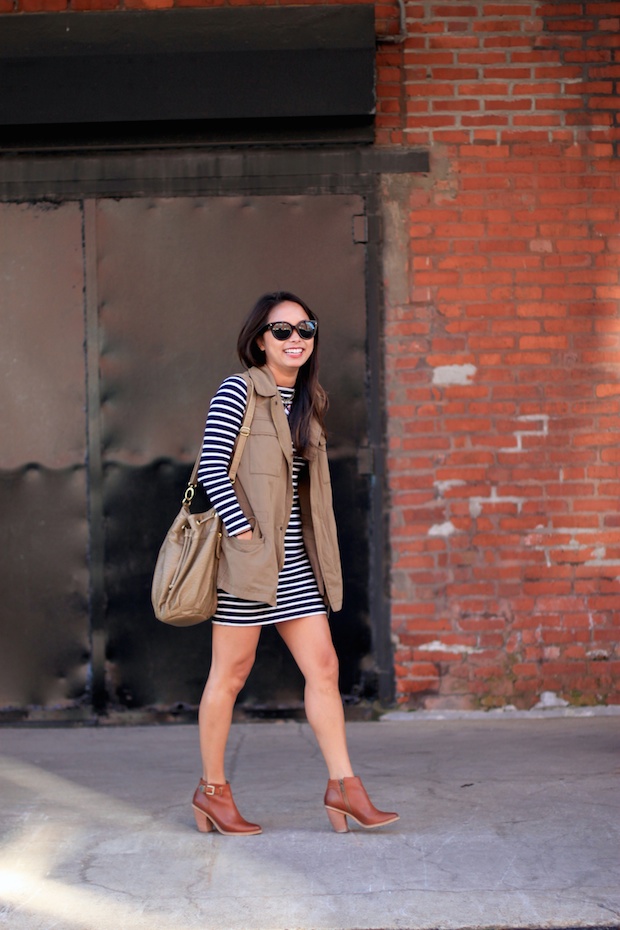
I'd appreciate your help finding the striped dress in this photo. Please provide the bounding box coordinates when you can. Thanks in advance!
[197,375,327,626]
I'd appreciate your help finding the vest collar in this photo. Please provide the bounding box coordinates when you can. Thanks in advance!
[246,365,278,397]
[245,364,323,458]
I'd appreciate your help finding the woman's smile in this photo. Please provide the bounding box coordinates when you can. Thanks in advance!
[257,300,315,385]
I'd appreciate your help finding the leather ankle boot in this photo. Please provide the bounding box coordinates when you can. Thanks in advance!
[324,776,399,833]
[192,779,262,835]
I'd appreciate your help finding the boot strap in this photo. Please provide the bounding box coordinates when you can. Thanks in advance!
[198,781,225,797]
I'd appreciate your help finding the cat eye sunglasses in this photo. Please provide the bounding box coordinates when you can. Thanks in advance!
[262,320,318,341]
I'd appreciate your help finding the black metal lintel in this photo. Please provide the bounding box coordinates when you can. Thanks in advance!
[0,7,376,149]
[0,147,429,202]
[0,7,375,127]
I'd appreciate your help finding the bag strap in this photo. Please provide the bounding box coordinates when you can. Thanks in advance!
[228,379,256,484]
[183,377,256,506]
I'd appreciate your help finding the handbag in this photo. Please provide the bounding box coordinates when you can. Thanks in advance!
[151,380,256,627]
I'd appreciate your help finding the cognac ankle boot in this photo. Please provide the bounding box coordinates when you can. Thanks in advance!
[324,776,399,833]
[192,779,262,836]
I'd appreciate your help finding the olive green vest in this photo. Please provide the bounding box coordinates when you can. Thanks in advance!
[216,366,343,612]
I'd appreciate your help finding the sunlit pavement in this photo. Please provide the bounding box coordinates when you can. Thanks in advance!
[0,714,619,930]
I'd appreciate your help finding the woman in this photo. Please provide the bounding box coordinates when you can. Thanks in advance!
[192,291,399,836]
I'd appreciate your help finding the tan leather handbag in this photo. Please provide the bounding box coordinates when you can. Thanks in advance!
[152,381,256,627]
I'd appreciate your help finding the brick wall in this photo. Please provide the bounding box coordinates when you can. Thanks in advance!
[382,1,620,708]
[2,0,618,709]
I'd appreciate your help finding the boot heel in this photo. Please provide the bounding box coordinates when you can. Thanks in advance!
[191,780,262,836]
[193,806,213,833]
[324,776,399,831]
[325,806,349,834]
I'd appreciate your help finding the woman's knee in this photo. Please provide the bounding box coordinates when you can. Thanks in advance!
[207,627,260,697]
[325,644,340,679]
[208,655,255,698]
[307,645,340,689]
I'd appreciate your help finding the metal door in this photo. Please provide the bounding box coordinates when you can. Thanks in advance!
[0,202,90,720]
[0,194,372,719]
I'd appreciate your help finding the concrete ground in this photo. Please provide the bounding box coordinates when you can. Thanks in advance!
[0,712,619,930]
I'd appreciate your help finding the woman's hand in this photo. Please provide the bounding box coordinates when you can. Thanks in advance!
[236,530,253,541]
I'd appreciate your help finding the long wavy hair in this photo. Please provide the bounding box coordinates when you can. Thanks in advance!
[237,291,328,458]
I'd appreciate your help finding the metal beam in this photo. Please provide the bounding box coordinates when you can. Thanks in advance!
[0,147,429,201]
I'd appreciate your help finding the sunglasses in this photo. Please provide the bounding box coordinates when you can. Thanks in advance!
[262,320,318,341]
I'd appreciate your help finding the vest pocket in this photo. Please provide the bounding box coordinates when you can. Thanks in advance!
[218,530,274,603]
[229,522,261,545]
[248,433,283,477]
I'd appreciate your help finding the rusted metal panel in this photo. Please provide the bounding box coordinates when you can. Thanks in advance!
[0,202,90,717]
[94,195,368,463]
[93,194,371,711]
[0,202,86,468]
[0,467,90,714]
[0,191,376,720]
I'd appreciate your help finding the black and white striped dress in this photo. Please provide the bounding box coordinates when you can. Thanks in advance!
[198,375,327,626]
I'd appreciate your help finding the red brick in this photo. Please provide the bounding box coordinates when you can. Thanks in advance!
[18,0,67,7]
[124,0,173,7]
[71,0,118,6]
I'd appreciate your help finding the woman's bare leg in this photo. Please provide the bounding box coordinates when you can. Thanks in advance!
[277,614,354,780]
[198,624,261,784]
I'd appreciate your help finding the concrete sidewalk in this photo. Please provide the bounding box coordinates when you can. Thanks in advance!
[0,714,618,930]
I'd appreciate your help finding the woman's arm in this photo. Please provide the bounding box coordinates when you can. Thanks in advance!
[197,375,253,537]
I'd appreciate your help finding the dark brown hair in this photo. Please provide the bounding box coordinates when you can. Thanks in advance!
[237,291,328,457]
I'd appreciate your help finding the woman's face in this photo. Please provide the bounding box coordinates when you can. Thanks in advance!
[256,300,315,385]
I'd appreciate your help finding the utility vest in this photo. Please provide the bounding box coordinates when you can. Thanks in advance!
[216,366,343,611]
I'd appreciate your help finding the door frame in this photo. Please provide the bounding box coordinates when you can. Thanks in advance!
[1,145,429,708]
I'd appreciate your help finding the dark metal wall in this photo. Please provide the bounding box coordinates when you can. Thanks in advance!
[0,193,372,719]
[0,202,90,718]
